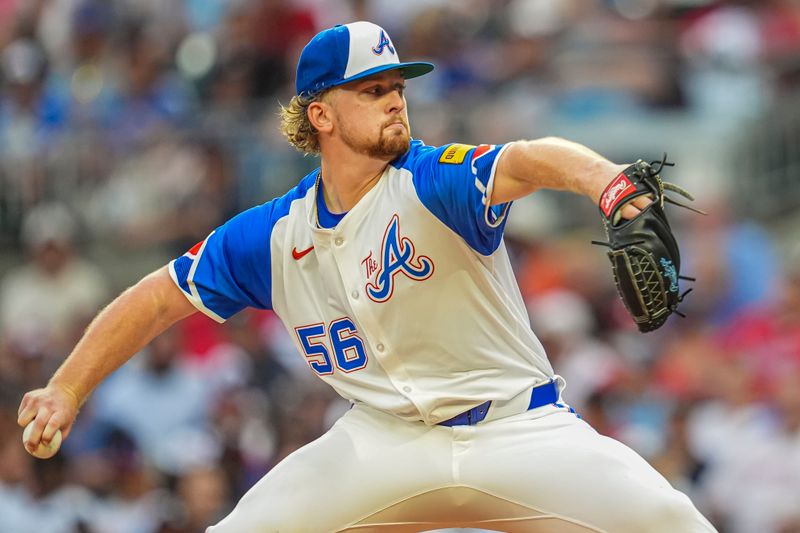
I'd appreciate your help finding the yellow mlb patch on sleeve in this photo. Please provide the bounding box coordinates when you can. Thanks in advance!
[438,144,475,165]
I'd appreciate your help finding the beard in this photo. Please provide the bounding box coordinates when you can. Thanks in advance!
[339,117,411,159]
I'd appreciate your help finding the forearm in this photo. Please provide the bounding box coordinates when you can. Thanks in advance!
[491,137,627,205]
[49,266,196,405]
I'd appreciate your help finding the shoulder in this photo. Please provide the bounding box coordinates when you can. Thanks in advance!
[392,140,479,173]
[391,139,440,170]
[208,170,317,257]
[260,169,317,222]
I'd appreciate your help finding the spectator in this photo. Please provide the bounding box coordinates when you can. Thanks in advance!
[91,327,218,475]
[158,466,231,533]
[0,202,109,358]
[699,363,800,533]
[0,37,68,211]
[527,288,624,411]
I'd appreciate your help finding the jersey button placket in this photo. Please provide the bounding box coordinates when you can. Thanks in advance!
[372,342,420,412]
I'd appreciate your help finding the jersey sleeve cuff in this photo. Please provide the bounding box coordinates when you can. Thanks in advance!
[168,258,227,324]
[483,143,512,229]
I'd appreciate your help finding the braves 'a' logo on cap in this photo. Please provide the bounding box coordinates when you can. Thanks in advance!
[372,29,395,56]
[364,214,433,302]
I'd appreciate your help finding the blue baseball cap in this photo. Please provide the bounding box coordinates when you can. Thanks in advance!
[295,21,435,97]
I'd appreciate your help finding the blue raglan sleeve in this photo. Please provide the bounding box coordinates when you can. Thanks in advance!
[169,203,275,322]
[408,142,512,256]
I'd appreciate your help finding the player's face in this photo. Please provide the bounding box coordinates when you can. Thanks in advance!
[331,71,410,159]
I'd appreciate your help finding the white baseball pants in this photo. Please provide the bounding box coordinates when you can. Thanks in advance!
[207,403,716,532]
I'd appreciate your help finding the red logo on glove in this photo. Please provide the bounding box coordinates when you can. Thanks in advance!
[600,174,635,217]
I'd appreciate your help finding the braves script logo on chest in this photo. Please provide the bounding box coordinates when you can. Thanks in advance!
[362,214,434,303]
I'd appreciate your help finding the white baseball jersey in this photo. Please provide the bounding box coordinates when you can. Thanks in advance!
[170,140,554,424]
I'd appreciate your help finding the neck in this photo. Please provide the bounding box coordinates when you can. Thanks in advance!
[319,149,391,213]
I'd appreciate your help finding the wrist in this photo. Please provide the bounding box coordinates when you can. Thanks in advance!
[588,162,628,205]
[49,380,84,409]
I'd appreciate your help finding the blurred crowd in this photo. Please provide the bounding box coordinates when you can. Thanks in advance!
[1,0,800,532]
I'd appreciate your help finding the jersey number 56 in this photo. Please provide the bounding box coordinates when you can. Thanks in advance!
[294,318,368,375]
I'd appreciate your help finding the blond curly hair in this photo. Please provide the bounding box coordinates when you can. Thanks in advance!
[279,92,328,155]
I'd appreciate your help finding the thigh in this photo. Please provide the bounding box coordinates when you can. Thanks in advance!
[207,405,453,533]
[461,409,716,533]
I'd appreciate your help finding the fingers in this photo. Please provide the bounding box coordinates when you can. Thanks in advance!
[17,389,41,427]
[42,413,65,443]
[22,408,52,450]
[618,195,654,221]
[619,204,641,220]
[631,195,653,210]
[17,387,77,449]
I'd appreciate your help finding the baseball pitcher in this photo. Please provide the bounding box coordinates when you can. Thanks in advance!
[18,22,716,532]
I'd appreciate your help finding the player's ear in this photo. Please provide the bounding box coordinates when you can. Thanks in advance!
[308,99,334,134]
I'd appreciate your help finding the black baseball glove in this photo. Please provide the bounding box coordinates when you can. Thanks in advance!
[593,155,704,333]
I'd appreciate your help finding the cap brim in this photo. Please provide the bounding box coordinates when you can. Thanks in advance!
[334,61,435,88]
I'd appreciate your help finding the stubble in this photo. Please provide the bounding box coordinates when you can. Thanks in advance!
[340,116,411,159]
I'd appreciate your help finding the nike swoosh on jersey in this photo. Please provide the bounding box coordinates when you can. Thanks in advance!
[292,245,315,260]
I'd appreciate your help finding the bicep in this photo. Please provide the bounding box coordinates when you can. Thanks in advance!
[490,141,537,206]
[490,137,625,206]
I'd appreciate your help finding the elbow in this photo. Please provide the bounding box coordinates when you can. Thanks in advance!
[504,137,564,170]
[512,136,565,148]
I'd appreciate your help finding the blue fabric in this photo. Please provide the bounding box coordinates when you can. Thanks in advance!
[171,171,317,318]
[438,379,558,427]
[396,140,511,256]
[316,178,347,229]
[527,378,559,409]
[172,255,192,294]
[296,24,350,96]
[295,23,434,96]
[437,401,491,427]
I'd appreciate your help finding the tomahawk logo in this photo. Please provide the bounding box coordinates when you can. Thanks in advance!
[371,29,395,56]
[365,214,434,302]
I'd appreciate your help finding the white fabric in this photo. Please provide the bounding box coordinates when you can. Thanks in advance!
[269,166,552,425]
[344,21,401,79]
[208,405,716,532]
[168,233,225,323]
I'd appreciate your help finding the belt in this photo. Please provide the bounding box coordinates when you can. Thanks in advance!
[437,378,560,427]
